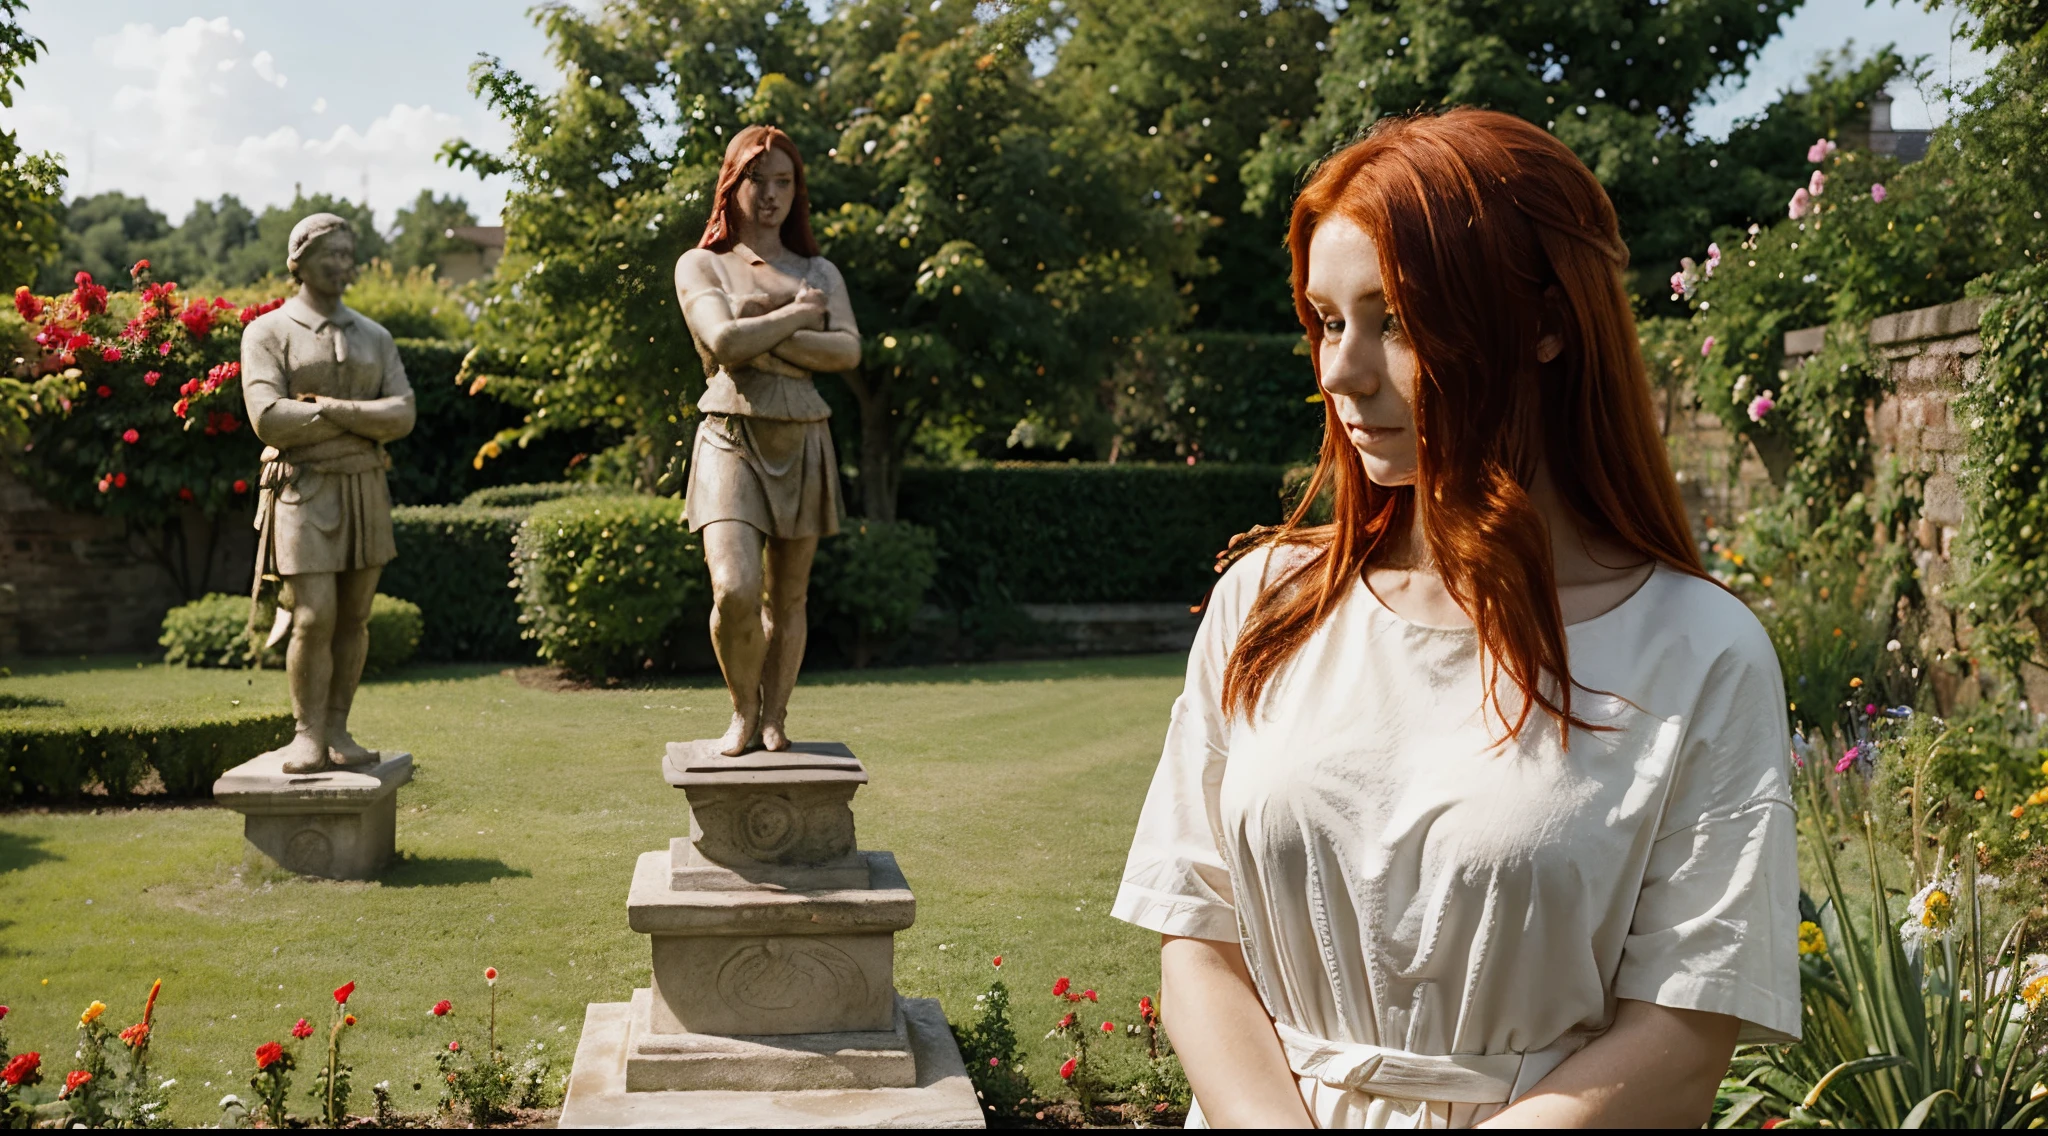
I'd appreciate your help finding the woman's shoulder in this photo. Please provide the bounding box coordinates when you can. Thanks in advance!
[1630,565,1780,674]
[675,247,730,289]
[1206,537,1321,633]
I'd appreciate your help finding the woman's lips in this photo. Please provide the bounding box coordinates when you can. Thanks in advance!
[1345,423,1403,444]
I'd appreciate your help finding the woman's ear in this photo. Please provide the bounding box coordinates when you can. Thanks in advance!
[1536,286,1566,364]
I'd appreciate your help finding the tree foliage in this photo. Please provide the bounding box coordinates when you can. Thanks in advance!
[35,191,392,292]
[0,0,64,289]
[448,0,1195,518]
[388,190,481,276]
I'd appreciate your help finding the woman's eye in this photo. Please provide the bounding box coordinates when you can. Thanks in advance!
[1323,317,1345,336]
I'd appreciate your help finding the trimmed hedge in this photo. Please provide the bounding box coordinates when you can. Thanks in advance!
[897,463,1291,606]
[2,706,294,804]
[462,482,615,510]
[384,506,532,662]
[158,593,423,673]
[1113,332,1323,465]
[514,495,709,679]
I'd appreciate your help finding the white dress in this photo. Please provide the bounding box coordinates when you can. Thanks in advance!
[1112,548,1802,1128]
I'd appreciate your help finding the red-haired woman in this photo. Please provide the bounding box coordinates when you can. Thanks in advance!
[676,125,860,754]
[1113,109,1798,1127]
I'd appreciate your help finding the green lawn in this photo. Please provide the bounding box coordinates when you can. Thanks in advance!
[0,654,1186,1125]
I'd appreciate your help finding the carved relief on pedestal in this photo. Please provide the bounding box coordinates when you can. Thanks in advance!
[716,939,868,1015]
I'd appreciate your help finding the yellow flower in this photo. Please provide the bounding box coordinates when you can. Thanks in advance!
[2020,955,2048,1010]
[1798,921,1828,956]
[1920,889,1952,930]
[80,1000,107,1026]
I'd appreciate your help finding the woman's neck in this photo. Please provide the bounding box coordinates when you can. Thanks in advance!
[736,221,787,261]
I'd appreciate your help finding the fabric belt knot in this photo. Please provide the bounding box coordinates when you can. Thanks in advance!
[1274,1022,1585,1106]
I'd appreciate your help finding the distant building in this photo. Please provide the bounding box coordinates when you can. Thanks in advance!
[439,225,505,285]
[1868,91,1932,164]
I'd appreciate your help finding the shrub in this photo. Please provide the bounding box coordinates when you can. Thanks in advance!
[897,463,1290,607]
[159,592,260,668]
[513,495,708,680]
[810,520,939,666]
[158,592,421,674]
[383,506,530,662]
[363,595,422,675]
[1109,332,1321,465]
[460,482,612,510]
[1,704,294,804]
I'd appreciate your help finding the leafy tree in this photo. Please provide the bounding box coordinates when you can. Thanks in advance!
[1044,0,1329,333]
[33,192,171,293]
[156,195,262,284]
[389,189,480,275]
[0,0,64,288]
[448,0,1193,519]
[1250,0,1815,288]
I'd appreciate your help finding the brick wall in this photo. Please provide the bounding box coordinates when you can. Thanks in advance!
[0,464,253,656]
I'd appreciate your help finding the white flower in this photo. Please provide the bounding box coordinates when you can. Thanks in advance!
[1901,877,1958,945]
[219,1093,243,1109]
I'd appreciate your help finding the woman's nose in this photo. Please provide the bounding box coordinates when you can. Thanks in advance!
[1319,333,1382,400]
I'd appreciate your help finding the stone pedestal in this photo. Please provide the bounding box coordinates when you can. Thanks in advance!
[559,741,982,1129]
[212,752,411,880]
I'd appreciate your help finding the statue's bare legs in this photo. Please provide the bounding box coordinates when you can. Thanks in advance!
[703,520,817,755]
[262,566,382,774]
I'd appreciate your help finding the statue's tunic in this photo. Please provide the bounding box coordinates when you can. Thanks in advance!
[241,297,414,577]
[680,246,841,540]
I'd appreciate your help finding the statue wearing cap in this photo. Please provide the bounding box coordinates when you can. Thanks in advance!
[240,212,416,774]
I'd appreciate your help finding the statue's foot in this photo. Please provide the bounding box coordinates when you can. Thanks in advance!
[328,730,379,768]
[760,721,789,752]
[716,711,759,757]
[268,733,331,775]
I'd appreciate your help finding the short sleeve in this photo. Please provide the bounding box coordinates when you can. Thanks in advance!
[1613,629,1803,1044]
[1111,548,1278,942]
[240,317,327,449]
[380,330,414,400]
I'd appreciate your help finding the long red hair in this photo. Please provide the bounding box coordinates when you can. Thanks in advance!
[1221,109,1706,740]
[697,125,820,256]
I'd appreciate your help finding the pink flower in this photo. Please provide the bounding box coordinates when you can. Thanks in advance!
[449,1040,461,1052]
[1808,170,1827,197]
[291,1018,313,1040]
[1788,187,1813,220]
[1871,182,1888,203]
[1669,270,1689,299]
[1805,137,1837,163]
[1705,242,1721,277]
[157,341,172,357]
[1747,394,1775,423]
[122,428,139,444]
[1834,746,1859,773]
[101,347,122,363]
[1700,336,1716,359]
[143,371,161,387]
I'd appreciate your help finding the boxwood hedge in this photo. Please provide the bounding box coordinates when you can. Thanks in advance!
[2,704,294,804]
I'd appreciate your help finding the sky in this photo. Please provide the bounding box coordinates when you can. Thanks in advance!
[1,0,1997,233]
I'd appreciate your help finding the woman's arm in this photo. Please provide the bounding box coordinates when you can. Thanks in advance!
[1478,999,1739,1128]
[1161,935,1315,1129]
[674,251,825,366]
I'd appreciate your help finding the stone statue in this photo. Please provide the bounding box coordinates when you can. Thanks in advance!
[240,213,416,774]
[675,125,860,756]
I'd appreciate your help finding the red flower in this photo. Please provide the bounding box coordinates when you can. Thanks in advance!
[13,286,42,322]
[484,967,498,984]
[0,1006,8,1019]
[65,330,91,351]
[119,1022,150,1047]
[448,1040,461,1052]
[143,371,161,386]
[172,397,190,419]
[1100,1020,1114,1033]
[1051,977,1070,997]
[0,1052,38,1086]
[213,296,233,310]
[1057,1012,1076,1030]
[96,385,113,398]
[991,955,1002,968]
[1058,1057,1077,1081]
[113,472,127,488]
[343,1014,356,1027]
[1761,1120,1785,1130]
[156,341,172,356]
[1138,995,1155,1023]
[431,999,451,1017]
[130,259,149,277]
[1065,992,1082,1003]
[254,1041,284,1070]
[334,980,356,1005]
[178,487,194,502]
[291,1018,313,1040]
[233,478,249,494]
[122,428,139,445]
[101,347,122,363]
[72,271,109,315]
[60,1069,91,1098]
[1082,989,1098,1003]
[178,303,215,339]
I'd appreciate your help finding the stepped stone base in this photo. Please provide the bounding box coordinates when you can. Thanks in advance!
[212,752,411,880]
[623,987,916,1091]
[559,995,983,1129]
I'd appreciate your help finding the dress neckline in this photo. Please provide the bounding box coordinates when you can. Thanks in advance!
[1356,562,1665,635]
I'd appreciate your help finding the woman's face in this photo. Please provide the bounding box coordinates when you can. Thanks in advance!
[1305,216,1421,488]
[299,231,359,296]
[736,148,796,232]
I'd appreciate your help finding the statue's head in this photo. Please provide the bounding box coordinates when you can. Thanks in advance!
[698,125,819,256]
[287,213,359,295]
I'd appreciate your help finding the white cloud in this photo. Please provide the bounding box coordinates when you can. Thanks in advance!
[10,17,507,228]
